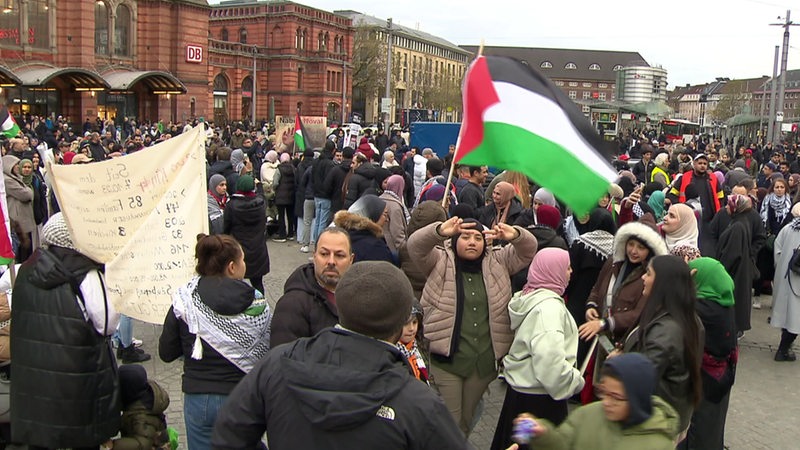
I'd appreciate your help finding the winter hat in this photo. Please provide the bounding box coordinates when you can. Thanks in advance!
[765,162,777,171]
[209,174,226,193]
[733,159,746,170]
[118,364,154,410]
[336,261,413,339]
[41,212,77,251]
[522,247,571,296]
[348,194,386,223]
[420,183,446,203]
[230,149,246,173]
[407,201,447,236]
[688,257,735,307]
[451,203,476,219]
[373,168,393,188]
[533,188,557,207]
[236,174,256,193]
[303,148,315,158]
[385,174,405,198]
[536,205,562,230]
[612,221,668,263]
[603,353,657,427]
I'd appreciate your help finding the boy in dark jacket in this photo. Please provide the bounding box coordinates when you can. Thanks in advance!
[112,365,173,450]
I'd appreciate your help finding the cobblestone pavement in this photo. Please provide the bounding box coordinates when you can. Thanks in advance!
[132,241,799,449]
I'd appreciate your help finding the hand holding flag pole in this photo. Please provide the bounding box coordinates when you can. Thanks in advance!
[441,40,484,210]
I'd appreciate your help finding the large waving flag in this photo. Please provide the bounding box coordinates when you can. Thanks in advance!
[455,55,617,216]
[294,112,312,151]
[0,106,20,139]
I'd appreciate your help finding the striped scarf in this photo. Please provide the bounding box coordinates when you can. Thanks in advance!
[396,339,429,385]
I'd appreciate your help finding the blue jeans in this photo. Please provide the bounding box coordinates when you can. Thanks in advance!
[113,314,133,347]
[184,393,228,450]
[313,197,332,244]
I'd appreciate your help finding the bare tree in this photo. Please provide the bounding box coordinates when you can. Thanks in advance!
[710,80,751,122]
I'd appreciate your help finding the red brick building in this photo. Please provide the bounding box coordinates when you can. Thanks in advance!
[208,0,353,125]
[0,0,210,125]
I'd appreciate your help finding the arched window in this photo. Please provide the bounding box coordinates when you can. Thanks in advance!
[564,62,577,70]
[221,28,229,41]
[540,61,552,69]
[613,64,623,71]
[324,32,329,51]
[318,32,324,51]
[114,4,132,56]
[27,0,50,49]
[239,27,247,44]
[296,28,301,48]
[589,63,601,70]
[95,1,109,54]
[242,76,253,95]
[302,28,307,49]
[213,74,229,125]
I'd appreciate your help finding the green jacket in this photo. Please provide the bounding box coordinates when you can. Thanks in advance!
[114,380,171,450]
[532,396,679,450]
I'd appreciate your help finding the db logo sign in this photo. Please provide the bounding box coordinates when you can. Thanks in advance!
[186,45,203,63]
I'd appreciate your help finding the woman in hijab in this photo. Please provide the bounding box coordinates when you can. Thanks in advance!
[477,181,523,231]
[333,194,393,264]
[379,174,409,252]
[716,194,755,337]
[224,175,269,294]
[533,188,557,211]
[680,257,737,450]
[259,150,280,221]
[564,207,617,245]
[491,248,583,450]
[207,174,227,235]
[3,155,35,262]
[407,215,537,435]
[648,190,667,223]
[661,203,699,251]
[757,177,792,297]
[382,150,399,168]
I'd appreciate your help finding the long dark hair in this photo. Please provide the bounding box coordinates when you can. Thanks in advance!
[637,255,703,407]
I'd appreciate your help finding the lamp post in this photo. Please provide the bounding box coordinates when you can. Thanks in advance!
[252,44,257,128]
[383,18,393,126]
[770,10,798,143]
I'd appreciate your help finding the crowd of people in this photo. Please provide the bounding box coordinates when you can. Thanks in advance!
[2,109,800,449]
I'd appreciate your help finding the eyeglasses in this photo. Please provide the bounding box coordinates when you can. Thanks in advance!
[595,386,627,403]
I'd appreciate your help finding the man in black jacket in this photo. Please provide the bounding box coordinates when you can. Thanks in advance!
[457,165,488,210]
[323,146,355,214]
[312,141,337,243]
[270,227,354,346]
[212,261,466,449]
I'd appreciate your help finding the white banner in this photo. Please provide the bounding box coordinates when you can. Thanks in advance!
[50,125,208,323]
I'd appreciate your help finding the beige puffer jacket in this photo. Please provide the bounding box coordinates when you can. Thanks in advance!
[407,222,537,360]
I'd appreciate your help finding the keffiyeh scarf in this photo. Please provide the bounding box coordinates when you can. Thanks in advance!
[397,339,429,385]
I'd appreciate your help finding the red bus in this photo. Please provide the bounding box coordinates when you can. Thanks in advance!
[661,119,700,144]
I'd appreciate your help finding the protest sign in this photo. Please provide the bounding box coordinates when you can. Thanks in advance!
[275,115,326,152]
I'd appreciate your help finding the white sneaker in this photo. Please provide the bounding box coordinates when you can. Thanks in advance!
[300,245,310,253]
[753,300,762,309]
[132,338,143,347]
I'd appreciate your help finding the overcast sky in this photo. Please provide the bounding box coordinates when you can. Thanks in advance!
[209,0,799,88]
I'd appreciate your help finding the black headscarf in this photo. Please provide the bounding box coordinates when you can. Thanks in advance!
[451,218,487,273]
[575,207,617,235]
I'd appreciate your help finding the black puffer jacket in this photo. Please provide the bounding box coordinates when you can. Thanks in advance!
[312,154,335,198]
[211,328,466,450]
[270,263,338,347]
[343,163,377,209]
[323,159,353,213]
[11,248,120,448]
[224,194,269,277]
[159,277,259,394]
[275,161,296,206]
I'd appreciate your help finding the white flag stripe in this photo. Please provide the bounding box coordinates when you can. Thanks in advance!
[484,81,617,183]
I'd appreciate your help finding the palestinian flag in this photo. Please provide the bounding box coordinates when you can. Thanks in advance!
[0,106,20,139]
[294,112,312,151]
[455,55,617,216]
[0,160,15,265]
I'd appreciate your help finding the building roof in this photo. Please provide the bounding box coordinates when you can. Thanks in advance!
[15,66,110,90]
[103,70,187,94]
[460,45,649,81]
[335,10,470,56]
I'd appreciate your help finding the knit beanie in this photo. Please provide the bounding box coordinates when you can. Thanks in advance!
[603,353,656,427]
[348,194,386,223]
[336,261,413,339]
[236,174,256,193]
[209,174,226,193]
[118,364,154,410]
[688,257,735,307]
[535,205,562,230]
[41,212,77,251]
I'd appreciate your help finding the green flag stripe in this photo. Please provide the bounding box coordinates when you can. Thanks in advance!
[294,129,305,150]
[459,121,611,215]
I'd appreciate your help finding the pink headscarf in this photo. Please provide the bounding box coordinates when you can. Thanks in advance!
[522,248,571,296]
[385,174,405,199]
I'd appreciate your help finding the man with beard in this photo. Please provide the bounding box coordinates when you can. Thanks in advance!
[270,227,354,346]
[669,153,725,253]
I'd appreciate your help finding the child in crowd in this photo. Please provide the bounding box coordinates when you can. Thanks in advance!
[110,365,176,450]
[396,301,430,385]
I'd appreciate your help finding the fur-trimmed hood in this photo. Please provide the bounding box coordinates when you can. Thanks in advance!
[613,221,668,262]
[333,210,383,237]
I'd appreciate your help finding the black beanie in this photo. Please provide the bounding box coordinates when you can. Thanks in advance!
[336,261,413,340]
[119,364,154,410]
[604,353,656,427]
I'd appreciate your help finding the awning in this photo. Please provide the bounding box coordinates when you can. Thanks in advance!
[15,66,109,90]
[103,70,187,94]
[0,65,21,86]
[725,113,761,127]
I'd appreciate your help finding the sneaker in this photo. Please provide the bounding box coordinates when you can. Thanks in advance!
[775,349,797,362]
[737,331,745,340]
[300,245,310,253]
[132,338,143,347]
[119,345,152,364]
[753,299,762,309]
[272,236,287,243]
[288,235,295,241]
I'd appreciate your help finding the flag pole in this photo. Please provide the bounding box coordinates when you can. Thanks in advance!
[441,40,484,210]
